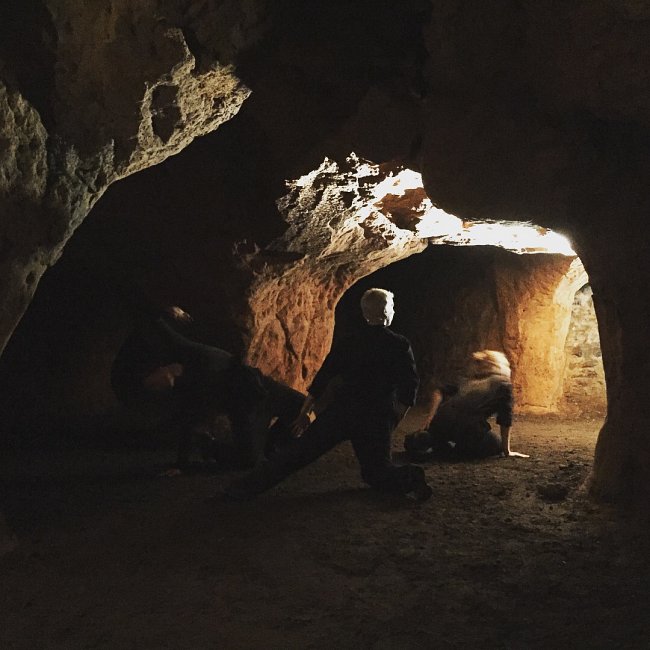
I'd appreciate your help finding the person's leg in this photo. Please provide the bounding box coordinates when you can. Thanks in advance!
[227,404,274,468]
[407,408,465,460]
[404,429,435,458]
[221,365,276,468]
[461,426,502,458]
[351,409,432,500]
[261,376,306,454]
[167,390,216,469]
[224,407,346,499]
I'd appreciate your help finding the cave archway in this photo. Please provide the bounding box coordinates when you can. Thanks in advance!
[334,241,603,435]
[0,154,598,446]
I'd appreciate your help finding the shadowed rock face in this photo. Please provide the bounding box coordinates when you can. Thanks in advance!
[2,1,650,504]
[0,0,256,359]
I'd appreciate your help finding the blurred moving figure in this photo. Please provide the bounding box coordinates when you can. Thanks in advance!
[404,350,528,460]
[111,303,304,472]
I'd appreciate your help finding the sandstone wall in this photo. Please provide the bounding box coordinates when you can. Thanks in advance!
[4,0,650,504]
[561,285,607,416]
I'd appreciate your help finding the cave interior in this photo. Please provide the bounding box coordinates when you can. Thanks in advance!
[2,1,650,647]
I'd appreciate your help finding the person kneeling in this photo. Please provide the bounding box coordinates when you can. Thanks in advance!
[404,350,528,461]
[224,288,432,502]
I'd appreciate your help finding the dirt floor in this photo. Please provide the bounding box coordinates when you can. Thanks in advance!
[2,414,650,649]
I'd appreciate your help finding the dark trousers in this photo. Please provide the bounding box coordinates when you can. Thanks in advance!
[225,371,305,467]
[406,413,502,460]
[156,322,305,466]
[230,399,422,495]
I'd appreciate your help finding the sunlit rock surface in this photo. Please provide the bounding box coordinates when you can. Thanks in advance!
[417,1,650,500]
[243,156,427,388]
[561,285,606,416]
[338,248,593,416]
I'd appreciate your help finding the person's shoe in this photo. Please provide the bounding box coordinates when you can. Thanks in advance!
[409,466,433,502]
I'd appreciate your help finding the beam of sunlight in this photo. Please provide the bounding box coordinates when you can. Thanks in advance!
[438,221,576,255]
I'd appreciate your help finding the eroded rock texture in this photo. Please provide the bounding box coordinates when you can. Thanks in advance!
[243,157,426,389]
[561,285,606,416]
[0,155,428,438]
[0,0,255,359]
[418,1,650,501]
[3,0,650,505]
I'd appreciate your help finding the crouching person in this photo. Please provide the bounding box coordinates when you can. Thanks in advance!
[405,350,528,460]
[224,288,432,501]
[111,304,304,472]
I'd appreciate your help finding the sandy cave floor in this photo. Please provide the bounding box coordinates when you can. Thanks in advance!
[2,415,650,649]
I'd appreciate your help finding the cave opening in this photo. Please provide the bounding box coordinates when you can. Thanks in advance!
[332,220,605,446]
[0,152,606,454]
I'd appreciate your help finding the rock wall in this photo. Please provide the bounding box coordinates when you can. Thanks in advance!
[5,0,650,505]
[561,285,606,416]
[0,155,427,437]
[243,157,427,389]
[0,0,257,361]
[417,1,650,501]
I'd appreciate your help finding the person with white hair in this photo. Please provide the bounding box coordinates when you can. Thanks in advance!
[224,288,432,501]
[404,349,528,460]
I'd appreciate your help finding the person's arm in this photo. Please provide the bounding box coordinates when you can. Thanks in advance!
[394,402,411,423]
[494,382,527,457]
[500,425,511,455]
[395,340,419,417]
[291,393,316,437]
[291,337,349,437]
[499,425,529,458]
[308,337,348,400]
[428,387,444,422]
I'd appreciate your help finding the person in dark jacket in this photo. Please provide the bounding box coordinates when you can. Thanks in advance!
[404,350,528,460]
[111,304,304,471]
[224,288,432,501]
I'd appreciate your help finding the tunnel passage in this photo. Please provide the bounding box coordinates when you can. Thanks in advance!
[334,243,605,429]
[561,285,606,417]
[0,153,604,451]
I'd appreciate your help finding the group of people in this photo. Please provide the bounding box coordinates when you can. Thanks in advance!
[112,286,527,503]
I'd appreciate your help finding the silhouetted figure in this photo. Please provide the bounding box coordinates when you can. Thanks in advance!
[404,350,528,460]
[111,303,304,471]
[225,288,432,501]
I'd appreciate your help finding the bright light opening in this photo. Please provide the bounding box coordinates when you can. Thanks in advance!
[289,156,576,256]
[360,162,575,255]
